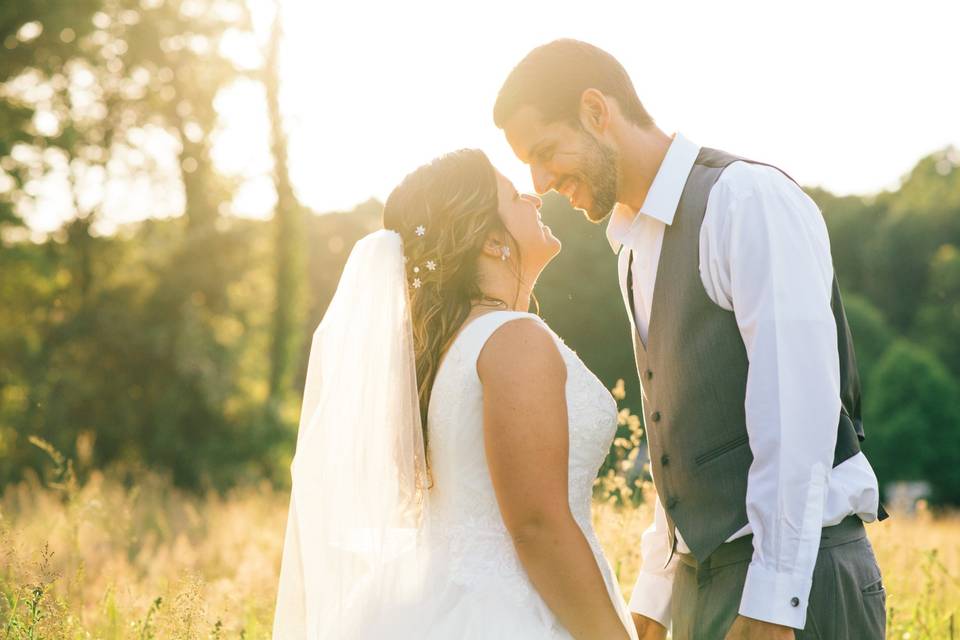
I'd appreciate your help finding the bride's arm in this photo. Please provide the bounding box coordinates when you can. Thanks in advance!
[478,318,631,640]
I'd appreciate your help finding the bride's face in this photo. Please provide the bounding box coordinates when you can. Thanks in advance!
[493,170,561,273]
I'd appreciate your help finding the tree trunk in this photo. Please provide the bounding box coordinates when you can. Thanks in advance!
[265,2,305,404]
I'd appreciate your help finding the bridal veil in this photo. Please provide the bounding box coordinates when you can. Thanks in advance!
[273,230,430,639]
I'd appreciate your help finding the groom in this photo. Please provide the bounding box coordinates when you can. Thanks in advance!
[494,40,887,639]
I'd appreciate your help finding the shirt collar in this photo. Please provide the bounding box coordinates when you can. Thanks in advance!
[605,132,701,253]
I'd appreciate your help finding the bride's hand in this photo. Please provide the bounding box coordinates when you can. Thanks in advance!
[631,613,667,640]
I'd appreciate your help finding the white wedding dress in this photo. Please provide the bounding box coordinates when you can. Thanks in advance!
[362,310,638,639]
[272,233,638,639]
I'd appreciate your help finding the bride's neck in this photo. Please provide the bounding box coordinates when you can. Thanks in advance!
[475,269,535,313]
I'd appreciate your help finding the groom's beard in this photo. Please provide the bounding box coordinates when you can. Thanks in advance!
[579,132,620,223]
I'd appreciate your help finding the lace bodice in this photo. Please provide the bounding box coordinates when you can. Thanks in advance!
[425,311,621,613]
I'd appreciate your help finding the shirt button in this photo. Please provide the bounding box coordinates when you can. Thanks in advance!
[651,411,662,422]
[660,454,670,466]
[790,597,800,607]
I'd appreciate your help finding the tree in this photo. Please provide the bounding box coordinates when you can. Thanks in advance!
[864,340,960,505]
[262,0,306,406]
[914,243,960,379]
[0,0,270,490]
[842,293,894,387]
[809,187,884,295]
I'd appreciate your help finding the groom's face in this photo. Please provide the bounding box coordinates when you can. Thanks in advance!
[501,106,619,223]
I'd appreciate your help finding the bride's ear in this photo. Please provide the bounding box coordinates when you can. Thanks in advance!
[481,233,506,260]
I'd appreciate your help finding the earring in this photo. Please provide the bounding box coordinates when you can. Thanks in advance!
[500,245,511,261]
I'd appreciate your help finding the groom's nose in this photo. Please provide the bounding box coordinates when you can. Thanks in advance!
[531,165,555,196]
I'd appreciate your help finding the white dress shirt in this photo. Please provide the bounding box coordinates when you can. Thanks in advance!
[611,133,881,630]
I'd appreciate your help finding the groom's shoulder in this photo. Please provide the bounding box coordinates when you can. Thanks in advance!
[712,158,804,201]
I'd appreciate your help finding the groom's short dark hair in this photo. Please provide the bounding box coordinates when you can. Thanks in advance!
[493,39,654,129]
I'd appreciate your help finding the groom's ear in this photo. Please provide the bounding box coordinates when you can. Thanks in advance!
[578,88,610,135]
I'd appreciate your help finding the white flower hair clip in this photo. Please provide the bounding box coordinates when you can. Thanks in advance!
[415,225,426,237]
[409,258,438,290]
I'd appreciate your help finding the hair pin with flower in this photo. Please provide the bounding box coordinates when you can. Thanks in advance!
[409,259,439,289]
[407,223,436,289]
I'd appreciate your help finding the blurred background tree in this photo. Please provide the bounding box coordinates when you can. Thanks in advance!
[865,340,960,505]
[1,2,959,507]
[0,0,288,490]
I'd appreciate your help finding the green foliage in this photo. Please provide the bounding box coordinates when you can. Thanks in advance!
[812,147,960,505]
[0,542,67,640]
[842,293,894,388]
[864,340,960,504]
[1,1,959,505]
[809,187,884,295]
[915,243,960,378]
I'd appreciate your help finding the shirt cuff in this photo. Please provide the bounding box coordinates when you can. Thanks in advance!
[628,570,674,628]
[739,560,814,629]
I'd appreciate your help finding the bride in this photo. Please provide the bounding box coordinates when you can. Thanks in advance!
[272,149,638,640]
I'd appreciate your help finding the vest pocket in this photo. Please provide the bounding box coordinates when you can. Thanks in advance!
[694,434,750,466]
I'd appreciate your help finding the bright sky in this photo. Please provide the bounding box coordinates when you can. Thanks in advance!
[258,0,960,217]
[19,0,960,233]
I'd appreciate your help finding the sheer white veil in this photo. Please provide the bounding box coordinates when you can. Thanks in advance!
[273,229,430,639]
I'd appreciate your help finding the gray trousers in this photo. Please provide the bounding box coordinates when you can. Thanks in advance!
[670,516,886,640]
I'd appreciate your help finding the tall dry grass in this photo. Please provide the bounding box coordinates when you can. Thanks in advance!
[1,440,958,638]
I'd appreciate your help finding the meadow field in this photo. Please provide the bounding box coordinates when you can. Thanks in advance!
[1,442,958,640]
[3,3,960,639]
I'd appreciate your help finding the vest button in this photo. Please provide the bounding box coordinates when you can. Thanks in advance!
[666,497,679,509]
[660,454,670,466]
[651,411,662,422]
[645,369,654,381]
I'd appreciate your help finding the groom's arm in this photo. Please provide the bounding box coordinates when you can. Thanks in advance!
[703,162,840,630]
[628,492,676,631]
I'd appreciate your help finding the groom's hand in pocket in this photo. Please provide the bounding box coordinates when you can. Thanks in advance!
[631,613,667,640]
[724,615,794,640]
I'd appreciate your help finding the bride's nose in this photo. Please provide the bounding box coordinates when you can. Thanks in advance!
[522,193,542,209]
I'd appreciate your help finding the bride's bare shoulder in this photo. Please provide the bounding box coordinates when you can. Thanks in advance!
[475,314,565,386]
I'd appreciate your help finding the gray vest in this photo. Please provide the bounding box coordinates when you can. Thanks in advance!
[631,148,869,562]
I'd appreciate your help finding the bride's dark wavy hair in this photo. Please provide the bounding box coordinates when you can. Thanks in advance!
[383,149,521,451]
